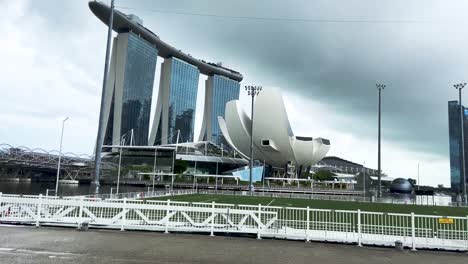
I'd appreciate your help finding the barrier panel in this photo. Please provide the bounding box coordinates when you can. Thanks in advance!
[0,193,466,251]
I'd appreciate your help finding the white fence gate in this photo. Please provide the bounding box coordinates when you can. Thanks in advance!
[0,193,467,251]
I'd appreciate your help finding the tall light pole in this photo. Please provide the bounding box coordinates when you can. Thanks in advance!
[376,83,385,199]
[455,82,467,202]
[94,0,115,194]
[417,161,420,191]
[116,136,124,195]
[55,117,69,196]
[362,161,366,199]
[152,146,158,193]
[245,85,262,195]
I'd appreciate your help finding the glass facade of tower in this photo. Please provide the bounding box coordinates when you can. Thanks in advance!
[211,75,240,146]
[103,32,158,148]
[448,100,468,193]
[121,32,158,146]
[168,58,200,144]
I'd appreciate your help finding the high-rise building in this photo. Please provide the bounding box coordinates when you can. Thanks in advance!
[448,100,468,193]
[149,58,200,145]
[102,31,158,148]
[90,1,243,150]
[199,75,240,146]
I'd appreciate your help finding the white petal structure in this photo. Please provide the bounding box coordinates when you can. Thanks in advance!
[218,87,330,171]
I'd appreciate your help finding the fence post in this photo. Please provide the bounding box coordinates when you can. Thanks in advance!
[78,196,84,227]
[466,215,468,252]
[210,201,215,236]
[411,212,416,251]
[36,194,42,227]
[306,206,310,242]
[357,209,362,247]
[121,198,127,231]
[257,204,262,239]
[165,199,170,233]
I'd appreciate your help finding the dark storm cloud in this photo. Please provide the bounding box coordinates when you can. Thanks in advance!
[30,0,468,157]
[115,0,468,157]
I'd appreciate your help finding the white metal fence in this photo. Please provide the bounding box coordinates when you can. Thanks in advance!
[0,193,467,251]
[76,189,196,200]
[196,189,370,202]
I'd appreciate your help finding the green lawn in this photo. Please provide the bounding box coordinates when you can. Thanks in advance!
[148,193,468,217]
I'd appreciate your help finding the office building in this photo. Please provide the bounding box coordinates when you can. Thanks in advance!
[448,100,468,193]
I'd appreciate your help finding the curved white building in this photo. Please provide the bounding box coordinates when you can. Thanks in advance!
[219,88,331,175]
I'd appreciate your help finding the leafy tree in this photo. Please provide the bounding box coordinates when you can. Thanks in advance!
[128,164,153,173]
[313,170,335,181]
[174,160,188,174]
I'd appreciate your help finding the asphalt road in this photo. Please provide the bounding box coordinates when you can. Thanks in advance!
[0,225,466,263]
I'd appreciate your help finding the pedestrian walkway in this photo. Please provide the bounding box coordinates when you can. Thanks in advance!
[0,226,466,264]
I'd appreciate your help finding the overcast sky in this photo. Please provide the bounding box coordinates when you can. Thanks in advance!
[2,0,468,186]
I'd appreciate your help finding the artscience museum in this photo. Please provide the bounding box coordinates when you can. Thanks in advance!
[219,87,331,177]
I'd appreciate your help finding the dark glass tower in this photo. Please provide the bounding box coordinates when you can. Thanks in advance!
[448,100,468,193]
[149,58,200,145]
[168,58,200,143]
[198,75,240,147]
[102,32,158,148]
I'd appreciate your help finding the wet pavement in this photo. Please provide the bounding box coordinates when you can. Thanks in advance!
[0,225,466,263]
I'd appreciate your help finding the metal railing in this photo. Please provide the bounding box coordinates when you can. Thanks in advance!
[0,192,467,251]
[74,189,196,200]
[147,181,362,194]
[196,189,370,202]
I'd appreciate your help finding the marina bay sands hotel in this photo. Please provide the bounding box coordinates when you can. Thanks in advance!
[89,1,243,149]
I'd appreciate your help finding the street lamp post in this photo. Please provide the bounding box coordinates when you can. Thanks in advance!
[362,161,366,200]
[152,147,158,193]
[455,82,467,202]
[245,85,262,195]
[262,160,265,195]
[376,83,385,199]
[55,117,69,196]
[116,136,124,195]
[417,161,420,191]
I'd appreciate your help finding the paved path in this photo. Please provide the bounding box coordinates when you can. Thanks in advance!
[0,225,466,263]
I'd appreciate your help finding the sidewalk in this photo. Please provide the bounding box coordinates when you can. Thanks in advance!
[0,225,466,264]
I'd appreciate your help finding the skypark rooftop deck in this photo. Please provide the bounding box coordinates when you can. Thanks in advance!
[89,1,243,81]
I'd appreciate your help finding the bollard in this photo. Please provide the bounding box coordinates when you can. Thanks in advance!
[78,221,89,231]
[395,240,404,251]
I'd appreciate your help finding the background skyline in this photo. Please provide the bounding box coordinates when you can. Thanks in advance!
[2,0,468,186]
